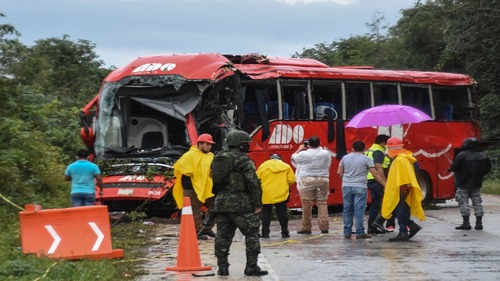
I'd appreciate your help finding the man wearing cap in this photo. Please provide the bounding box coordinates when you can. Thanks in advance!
[375,137,425,242]
[172,133,216,240]
[256,154,296,238]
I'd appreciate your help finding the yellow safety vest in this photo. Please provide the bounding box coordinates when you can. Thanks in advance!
[365,143,390,180]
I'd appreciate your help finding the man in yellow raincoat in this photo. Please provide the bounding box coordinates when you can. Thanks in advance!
[377,137,425,242]
[256,154,296,238]
[172,134,216,240]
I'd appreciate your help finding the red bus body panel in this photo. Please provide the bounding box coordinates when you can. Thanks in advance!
[248,121,479,208]
[82,53,477,211]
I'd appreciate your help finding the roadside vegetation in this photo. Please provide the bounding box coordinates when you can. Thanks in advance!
[1,1,499,280]
[482,180,500,196]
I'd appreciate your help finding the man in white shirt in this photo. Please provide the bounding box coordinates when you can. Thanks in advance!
[291,136,332,234]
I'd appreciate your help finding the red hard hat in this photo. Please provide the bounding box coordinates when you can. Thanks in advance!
[197,133,215,144]
[386,137,403,147]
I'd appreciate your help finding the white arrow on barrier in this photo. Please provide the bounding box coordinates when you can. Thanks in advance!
[88,222,104,251]
[44,225,61,254]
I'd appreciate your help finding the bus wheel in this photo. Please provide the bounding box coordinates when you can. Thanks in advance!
[417,170,431,203]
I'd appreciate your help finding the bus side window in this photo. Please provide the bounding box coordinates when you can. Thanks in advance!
[346,82,371,119]
[314,102,337,120]
[374,83,398,106]
[282,86,308,120]
[432,86,473,121]
[242,87,258,133]
[401,85,432,117]
[294,91,307,120]
[440,102,453,120]
[269,100,289,119]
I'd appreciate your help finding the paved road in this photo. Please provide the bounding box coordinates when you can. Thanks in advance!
[141,194,500,281]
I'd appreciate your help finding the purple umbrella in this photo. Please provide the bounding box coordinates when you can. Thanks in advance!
[346,104,432,128]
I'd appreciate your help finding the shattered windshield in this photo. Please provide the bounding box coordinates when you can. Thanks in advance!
[94,75,208,158]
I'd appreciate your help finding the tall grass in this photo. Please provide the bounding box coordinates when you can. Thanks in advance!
[482,179,500,195]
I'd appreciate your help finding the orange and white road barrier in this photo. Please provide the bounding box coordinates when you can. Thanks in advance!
[19,204,123,260]
[166,197,212,271]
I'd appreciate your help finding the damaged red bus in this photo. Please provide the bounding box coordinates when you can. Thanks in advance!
[80,53,479,217]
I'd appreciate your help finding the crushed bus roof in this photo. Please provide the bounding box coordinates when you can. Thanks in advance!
[104,53,475,86]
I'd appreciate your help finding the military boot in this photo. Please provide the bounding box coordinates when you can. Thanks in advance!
[475,216,483,230]
[244,253,268,276]
[455,216,472,230]
[216,255,229,276]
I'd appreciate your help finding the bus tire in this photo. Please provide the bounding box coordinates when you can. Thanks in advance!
[417,170,431,203]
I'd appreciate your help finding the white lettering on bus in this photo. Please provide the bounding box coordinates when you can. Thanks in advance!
[160,63,176,71]
[132,63,176,73]
[269,124,293,144]
[148,190,162,196]
[292,125,305,144]
[118,175,146,181]
[269,124,306,145]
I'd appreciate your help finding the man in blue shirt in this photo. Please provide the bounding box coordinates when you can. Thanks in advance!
[64,149,104,206]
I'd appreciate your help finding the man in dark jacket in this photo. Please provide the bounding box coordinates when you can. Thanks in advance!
[450,138,491,230]
[211,130,268,276]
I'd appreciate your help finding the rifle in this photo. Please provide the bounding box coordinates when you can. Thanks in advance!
[197,207,217,236]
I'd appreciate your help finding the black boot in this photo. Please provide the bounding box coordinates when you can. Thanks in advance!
[475,216,483,230]
[217,255,229,276]
[408,220,422,239]
[244,253,268,276]
[455,216,472,230]
[371,214,389,233]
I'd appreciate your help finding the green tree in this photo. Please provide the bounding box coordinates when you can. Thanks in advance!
[388,0,453,71]
[8,35,109,106]
[3,34,111,162]
[442,0,500,138]
[293,13,404,69]
[0,15,112,205]
[0,13,26,76]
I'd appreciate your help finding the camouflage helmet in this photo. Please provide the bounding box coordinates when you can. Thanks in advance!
[226,130,251,147]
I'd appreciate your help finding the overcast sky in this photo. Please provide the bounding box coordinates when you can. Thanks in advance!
[3,0,416,67]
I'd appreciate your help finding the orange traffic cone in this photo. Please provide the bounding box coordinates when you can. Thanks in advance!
[166,197,212,271]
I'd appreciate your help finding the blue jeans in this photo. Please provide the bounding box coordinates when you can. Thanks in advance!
[71,193,95,207]
[342,186,368,235]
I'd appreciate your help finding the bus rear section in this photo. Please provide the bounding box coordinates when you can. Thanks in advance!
[226,55,479,208]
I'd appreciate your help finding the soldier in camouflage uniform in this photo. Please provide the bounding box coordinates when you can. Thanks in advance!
[211,130,268,276]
